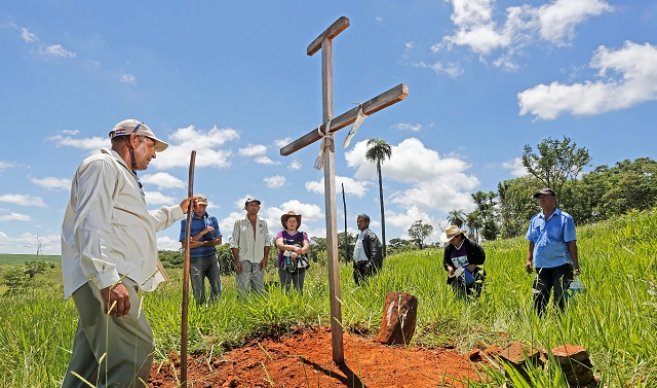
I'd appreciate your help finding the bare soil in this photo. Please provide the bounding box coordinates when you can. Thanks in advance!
[149,326,488,387]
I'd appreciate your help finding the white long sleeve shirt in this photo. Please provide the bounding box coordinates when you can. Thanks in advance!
[230,216,270,263]
[61,148,184,298]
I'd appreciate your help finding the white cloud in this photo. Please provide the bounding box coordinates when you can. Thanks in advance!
[536,0,614,45]
[145,191,174,205]
[392,122,423,132]
[154,125,239,169]
[415,61,464,78]
[405,41,415,50]
[0,232,60,255]
[219,211,246,240]
[289,160,302,170]
[435,0,612,68]
[120,73,136,84]
[274,137,293,148]
[305,176,369,198]
[439,0,510,56]
[502,157,528,177]
[11,24,76,60]
[0,161,19,171]
[265,200,323,222]
[20,27,38,43]
[141,172,184,189]
[61,129,79,135]
[386,206,444,243]
[238,144,267,157]
[345,138,479,212]
[30,177,71,190]
[262,200,324,234]
[264,175,286,189]
[518,41,657,120]
[50,134,108,150]
[0,194,46,207]
[0,212,32,222]
[157,235,182,251]
[42,44,76,58]
[255,156,279,165]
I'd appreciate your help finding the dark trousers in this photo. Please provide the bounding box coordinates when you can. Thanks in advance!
[533,263,573,317]
[353,260,375,285]
[190,253,221,305]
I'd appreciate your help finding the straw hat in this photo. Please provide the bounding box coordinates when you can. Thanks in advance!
[281,211,302,229]
[445,225,464,242]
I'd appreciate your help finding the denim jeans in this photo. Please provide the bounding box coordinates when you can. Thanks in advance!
[190,253,221,305]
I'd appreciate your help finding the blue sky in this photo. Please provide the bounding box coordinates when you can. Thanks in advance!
[1,1,656,255]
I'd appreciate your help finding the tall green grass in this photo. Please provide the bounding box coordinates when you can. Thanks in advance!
[1,209,656,386]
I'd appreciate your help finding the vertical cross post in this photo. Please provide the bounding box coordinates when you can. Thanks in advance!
[314,16,349,365]
[281,16,408,365]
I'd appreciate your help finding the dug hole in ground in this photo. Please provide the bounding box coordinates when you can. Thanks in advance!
[148,326,487,387]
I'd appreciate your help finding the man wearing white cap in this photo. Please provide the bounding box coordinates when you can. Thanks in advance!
[230,197,270,295]
[61,119,192,387]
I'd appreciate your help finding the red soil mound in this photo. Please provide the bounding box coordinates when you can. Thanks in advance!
[149,327,486,387]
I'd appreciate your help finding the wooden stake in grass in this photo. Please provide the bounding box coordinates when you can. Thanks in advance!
[280,16,408,365]
[180,150,196,387]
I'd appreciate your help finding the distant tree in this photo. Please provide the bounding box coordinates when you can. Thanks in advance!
[310,236,327,253]
[408,220,433,249]
[471,191,499,240]
[338,232,357,262]
[366,138,392,258]
[466,211,482,242]
[387,238,415,255]
[522,136,590,199]
[447,209,467,229]
[496,177,541,238]
[582,158,657,219]
[216,243,235,275]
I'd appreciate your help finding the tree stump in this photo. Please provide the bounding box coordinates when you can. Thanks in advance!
[551,344,595,386]
[375,292,418,345]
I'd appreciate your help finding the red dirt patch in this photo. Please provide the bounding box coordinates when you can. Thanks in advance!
[149,327,486,387]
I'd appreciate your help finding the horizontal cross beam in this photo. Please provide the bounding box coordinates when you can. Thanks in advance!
[280,83,409,156]
[307,16,350,56]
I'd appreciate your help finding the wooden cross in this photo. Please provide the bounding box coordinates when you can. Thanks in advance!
[280,16,408,364]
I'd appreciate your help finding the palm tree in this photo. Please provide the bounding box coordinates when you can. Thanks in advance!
[466,211,483,242]
[447,209,466,228]
[366,138,392,257]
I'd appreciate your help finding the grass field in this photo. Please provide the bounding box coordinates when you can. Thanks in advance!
[1,209,656,386]
[0,253,60,265]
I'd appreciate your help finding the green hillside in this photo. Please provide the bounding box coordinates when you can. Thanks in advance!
[1,208,656,386]
[0,253,60,265]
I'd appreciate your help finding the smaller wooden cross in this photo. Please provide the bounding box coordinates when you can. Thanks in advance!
[280,16,408,364]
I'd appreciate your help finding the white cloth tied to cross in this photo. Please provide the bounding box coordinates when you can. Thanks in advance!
[314,106,369,170]
[314,118,333,170]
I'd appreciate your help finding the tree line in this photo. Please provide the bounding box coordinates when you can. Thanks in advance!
[450,136,657,241]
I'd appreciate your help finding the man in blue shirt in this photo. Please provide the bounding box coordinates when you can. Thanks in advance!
[526,188,581,316]
[180,195,222,305]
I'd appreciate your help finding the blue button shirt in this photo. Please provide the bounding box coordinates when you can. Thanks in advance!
[526,208,576,269]
[179,212,221,257]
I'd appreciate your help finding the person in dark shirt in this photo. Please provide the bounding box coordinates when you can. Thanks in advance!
[442,225,486,298]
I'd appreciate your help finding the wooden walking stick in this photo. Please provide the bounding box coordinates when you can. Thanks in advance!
[180,150,196,387]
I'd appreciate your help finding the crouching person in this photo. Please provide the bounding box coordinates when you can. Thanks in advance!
[443,225,486,298]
